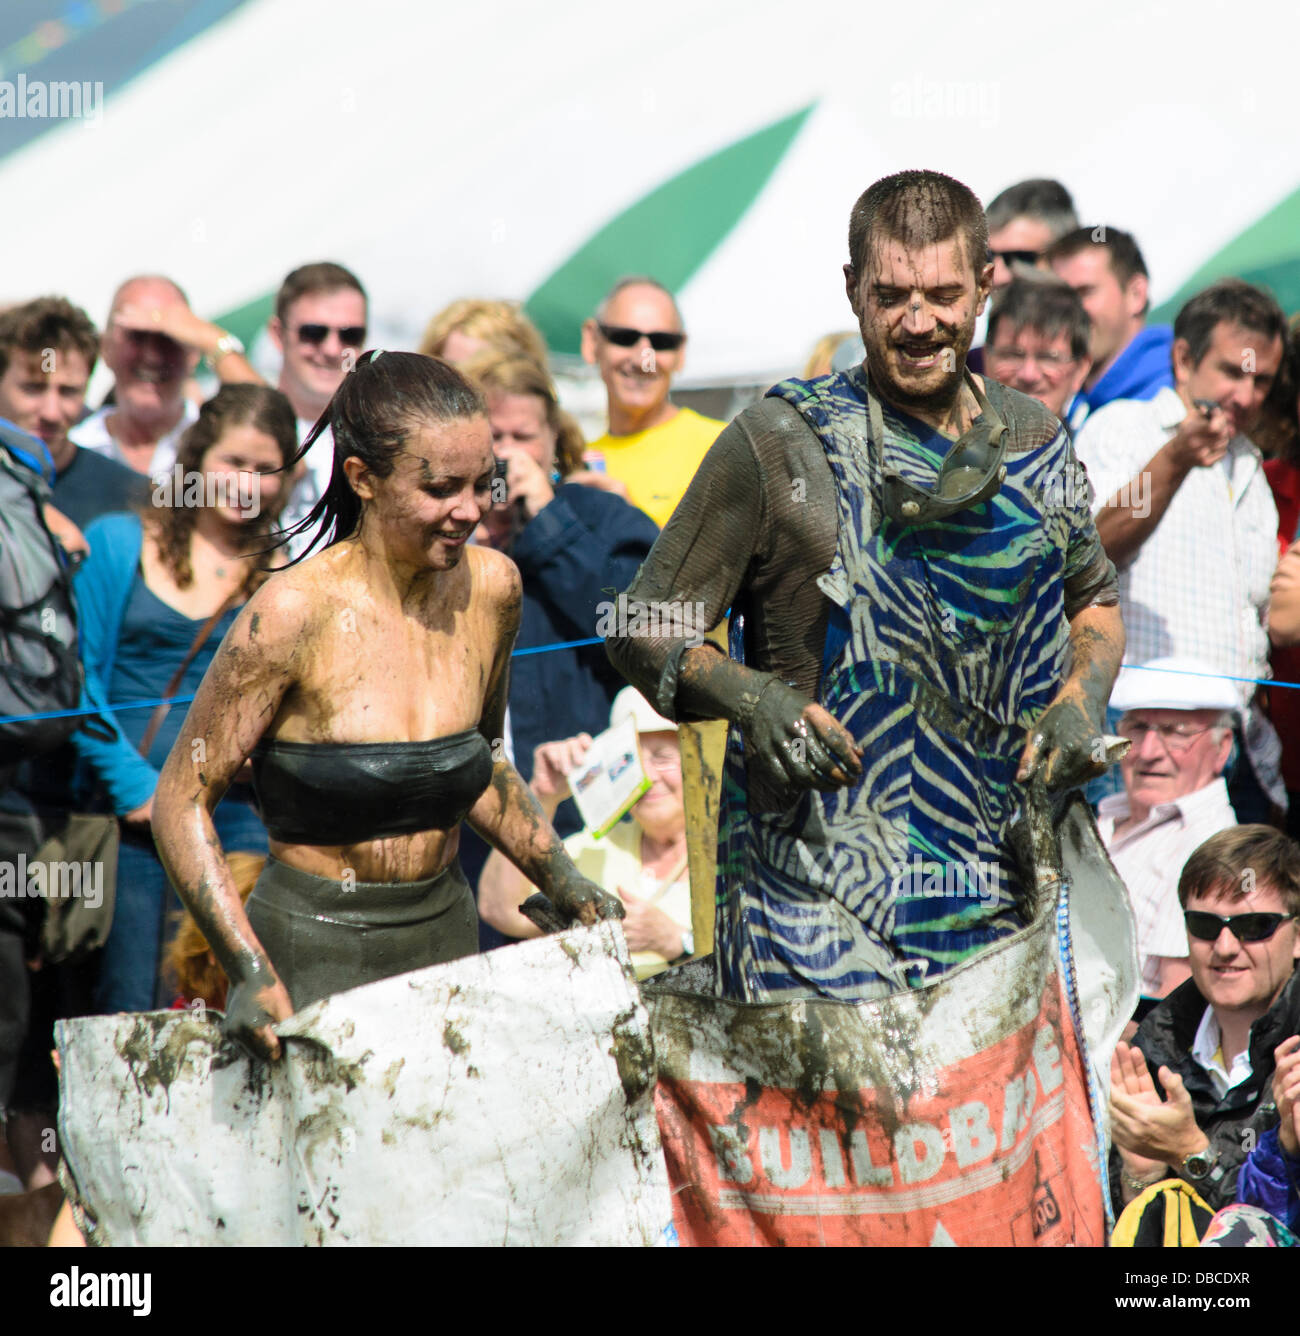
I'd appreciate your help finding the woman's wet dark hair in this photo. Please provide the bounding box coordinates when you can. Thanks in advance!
[278,349,488,562]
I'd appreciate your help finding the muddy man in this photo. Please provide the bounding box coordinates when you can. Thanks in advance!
[607,169,1124,1002]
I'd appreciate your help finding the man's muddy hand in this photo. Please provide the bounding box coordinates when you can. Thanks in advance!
[1016,688,1105,793]
[746,681,863,791]
[222,968,293,1063]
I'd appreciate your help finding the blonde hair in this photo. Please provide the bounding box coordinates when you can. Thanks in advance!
[802,330,858,379]
[459,351,586,477]
[164,851,264,1008]
[418,299,548,366]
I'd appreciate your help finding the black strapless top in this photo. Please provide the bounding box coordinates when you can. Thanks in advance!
[250,728,494,845]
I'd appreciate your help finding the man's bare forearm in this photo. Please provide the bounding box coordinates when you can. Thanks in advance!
[1094,440,1189,568]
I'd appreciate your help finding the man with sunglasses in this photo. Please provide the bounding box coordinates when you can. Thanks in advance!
[609,169,1123,1001]
[985,177,1078,294]
[580,277,722,527]
[1097,659,1239,1000]
[266,261,368,541]
[1110,825,1300,1212]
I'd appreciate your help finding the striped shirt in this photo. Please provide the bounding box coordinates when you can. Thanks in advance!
[1097,778,1237,994]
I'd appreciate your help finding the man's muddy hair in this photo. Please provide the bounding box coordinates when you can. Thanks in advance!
[847,170,989,277]
[279,350,487,563]
[1178,824,1300,916]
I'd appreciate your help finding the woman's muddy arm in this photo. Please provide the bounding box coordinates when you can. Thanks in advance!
[468,763,623,925]
[469,557,622,925]
[152,584,303,1059]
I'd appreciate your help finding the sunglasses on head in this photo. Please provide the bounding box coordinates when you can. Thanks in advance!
[1183,910,1295,943]
[597,323,685,352]
[295,323,366,347]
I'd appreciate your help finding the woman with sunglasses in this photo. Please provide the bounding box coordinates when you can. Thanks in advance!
[151,351,622,1061]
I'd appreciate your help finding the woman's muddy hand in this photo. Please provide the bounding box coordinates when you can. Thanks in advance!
[222,968,294,1063]
[550,872,626,927]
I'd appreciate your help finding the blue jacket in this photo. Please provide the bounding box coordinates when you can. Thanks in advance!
[70,513,160,815]
[507,483,659,788]
[1070,325,1174,428]
[1236,1125,1300,1233]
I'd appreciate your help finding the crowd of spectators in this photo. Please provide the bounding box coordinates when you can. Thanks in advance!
[3,171,1300,1248]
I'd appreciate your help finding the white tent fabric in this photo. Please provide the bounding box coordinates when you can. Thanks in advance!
[2,0,1296,382]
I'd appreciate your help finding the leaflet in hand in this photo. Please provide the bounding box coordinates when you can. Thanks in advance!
[566,717,651,839]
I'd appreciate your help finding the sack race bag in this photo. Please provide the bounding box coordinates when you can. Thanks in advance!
[0,435,83,767]
[646,913,1110,1246]
[56,923,673,1246]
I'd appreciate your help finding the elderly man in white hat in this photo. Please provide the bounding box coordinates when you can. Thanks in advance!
[1099,657,1241,998]
[478,686,691,979]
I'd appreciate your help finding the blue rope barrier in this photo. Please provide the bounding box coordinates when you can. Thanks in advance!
[0,635,609,728]
[0,652,1290,731]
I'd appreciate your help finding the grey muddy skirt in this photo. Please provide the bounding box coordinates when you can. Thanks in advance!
[246,855,479,1010]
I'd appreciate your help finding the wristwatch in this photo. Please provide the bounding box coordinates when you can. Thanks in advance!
[1181,1144,1218,1181]
[209,331,245,363]
[672,930,695,964]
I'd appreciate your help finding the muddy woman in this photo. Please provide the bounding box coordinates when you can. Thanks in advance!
[153,351,622,1060]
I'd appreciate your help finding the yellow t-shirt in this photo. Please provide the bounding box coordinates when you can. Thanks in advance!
[586,406,724,528]
[564,819,691,981]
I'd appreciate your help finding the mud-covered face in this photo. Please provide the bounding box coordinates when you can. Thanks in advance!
[846,233,991,415]
[358,417,495,572]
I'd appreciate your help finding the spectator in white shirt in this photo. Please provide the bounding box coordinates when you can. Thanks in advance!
[1075,279,1287,822]
[71,274,260,483]
[1099,659,1239,998]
